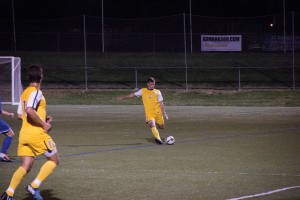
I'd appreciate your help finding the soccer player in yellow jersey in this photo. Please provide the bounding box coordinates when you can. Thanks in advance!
[1,65,59,200]
[118,77,168,144]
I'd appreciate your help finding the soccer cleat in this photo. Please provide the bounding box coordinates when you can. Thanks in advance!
[154,138,164,145]
[0,192,14,200]
[26,185,43,200]
[0,155,12,162]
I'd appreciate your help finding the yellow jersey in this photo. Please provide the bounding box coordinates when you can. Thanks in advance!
[17,86,47,142]
[135,88,163,114]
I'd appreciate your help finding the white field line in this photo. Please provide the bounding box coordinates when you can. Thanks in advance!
[227,185,300,200]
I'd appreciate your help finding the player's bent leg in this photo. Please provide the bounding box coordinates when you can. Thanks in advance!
[32,159,57,188]
[25,152,58,200]
[27,152,59,200]
[30,150,59,189]
[44,148,59,165]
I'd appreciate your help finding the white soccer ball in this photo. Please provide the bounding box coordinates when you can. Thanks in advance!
[165,136,175,145]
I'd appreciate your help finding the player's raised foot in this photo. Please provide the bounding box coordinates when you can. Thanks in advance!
[154,138,164,145]
[26,185,43,200]
[0,192,14,200]
[0,155,12,162]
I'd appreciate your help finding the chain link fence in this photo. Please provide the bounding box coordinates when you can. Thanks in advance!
[0,13,299,90]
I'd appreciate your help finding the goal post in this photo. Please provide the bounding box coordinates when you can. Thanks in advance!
[0,56,23,105]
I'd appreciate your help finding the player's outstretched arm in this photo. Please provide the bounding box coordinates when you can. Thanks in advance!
[117,93,136,101]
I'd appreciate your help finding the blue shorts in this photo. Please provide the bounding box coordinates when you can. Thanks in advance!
[0,118,11,134]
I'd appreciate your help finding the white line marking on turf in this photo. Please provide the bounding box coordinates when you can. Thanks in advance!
[227,185,300,200]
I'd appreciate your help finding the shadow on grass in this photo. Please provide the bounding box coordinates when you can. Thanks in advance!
[22,189,62,200]
[146,137,161,144]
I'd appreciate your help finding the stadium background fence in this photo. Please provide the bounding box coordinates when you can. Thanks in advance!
[0,13,299,90]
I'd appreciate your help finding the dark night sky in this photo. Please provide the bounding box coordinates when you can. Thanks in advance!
[0,0,299,20]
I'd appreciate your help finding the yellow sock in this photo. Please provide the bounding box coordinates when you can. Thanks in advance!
[151,127,161,140]
[31,161,57,188]
[6,167,27,196]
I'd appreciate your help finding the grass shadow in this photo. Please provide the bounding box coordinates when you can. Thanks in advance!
[146,137,157,144]
[22,189,62,200]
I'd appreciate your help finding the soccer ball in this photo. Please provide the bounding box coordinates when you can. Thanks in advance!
[165,136,175,145]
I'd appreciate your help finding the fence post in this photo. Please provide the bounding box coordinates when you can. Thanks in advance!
[238,67,241,91]
[183,13,188,91]
[135,68,138,90]
[153,33,156,53]
[292,11,295,90]
[57,32,60,53]
[101,0,105,53]
[189,0,193,53]
[83,14,88,91]
[12,0,17,51]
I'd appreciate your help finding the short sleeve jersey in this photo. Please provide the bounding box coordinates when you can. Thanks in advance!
[135,88,163,114]
[17,86,47,142]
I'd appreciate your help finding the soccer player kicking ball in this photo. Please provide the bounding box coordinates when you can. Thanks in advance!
[1,65,59,200]
[118,77,168,144]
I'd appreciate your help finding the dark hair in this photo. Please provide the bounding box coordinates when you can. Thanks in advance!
[28,65,43,83]
[147,77,155,83]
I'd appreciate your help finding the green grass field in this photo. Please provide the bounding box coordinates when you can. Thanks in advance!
[1,105,300,199]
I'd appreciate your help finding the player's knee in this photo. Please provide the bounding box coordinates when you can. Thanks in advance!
[51,157,60,166]
[23,166,32,173]
[21,160,34,172]
[46,151,60,165]
[54,155,60,165]
[147,120,155,127]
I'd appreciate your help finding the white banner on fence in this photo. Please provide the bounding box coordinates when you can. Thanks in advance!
[201,35,242,51]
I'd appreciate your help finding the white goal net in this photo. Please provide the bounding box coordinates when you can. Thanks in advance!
[0,57,23,105]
